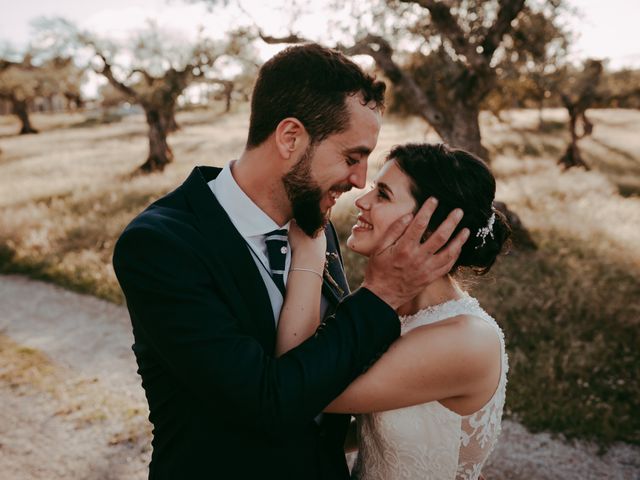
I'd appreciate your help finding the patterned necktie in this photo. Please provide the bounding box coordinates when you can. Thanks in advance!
[265,229,288,296]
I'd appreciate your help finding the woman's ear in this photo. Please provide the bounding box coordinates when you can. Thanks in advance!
[274,117,308,160]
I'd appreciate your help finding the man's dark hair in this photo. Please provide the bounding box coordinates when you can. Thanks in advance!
[246,43,386,148]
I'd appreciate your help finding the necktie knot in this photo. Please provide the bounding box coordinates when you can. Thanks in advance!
[265,229,288,296]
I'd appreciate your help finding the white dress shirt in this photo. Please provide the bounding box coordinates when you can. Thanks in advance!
[208,161,291,324]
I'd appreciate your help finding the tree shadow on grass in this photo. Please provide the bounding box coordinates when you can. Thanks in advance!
[333,210,640,447]
[590,137,639,164]
[487,120,567,159]
[474,231,640,447]
[0,132,23,139]
[582,137,640,196]
[588,115,640,129]
[490,135,564,158]
[507,119,566,134]
[175,109,230,128]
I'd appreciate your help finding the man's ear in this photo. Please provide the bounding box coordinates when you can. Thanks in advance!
[274,117,308,160]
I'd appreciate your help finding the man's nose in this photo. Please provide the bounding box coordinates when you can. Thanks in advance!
[349,161,368,189]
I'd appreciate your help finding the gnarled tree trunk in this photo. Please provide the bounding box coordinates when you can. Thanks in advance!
[160,108,179,133]
[558,98,592,170]
[558,60,602,170]
[138,108,173,173]
[425,103,489,160]
[11,98,38,135]
[222,81,234,113]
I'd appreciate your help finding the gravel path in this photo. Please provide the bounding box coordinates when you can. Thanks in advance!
[0,274,638,479]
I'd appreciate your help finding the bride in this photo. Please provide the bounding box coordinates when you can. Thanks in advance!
[277,143,511,480]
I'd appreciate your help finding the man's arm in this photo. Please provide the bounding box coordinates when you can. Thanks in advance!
[114,197,467,433]
[113,224,399,434]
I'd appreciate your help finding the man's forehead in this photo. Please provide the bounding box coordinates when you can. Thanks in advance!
[331,134,375,156]
[339,98,381,147]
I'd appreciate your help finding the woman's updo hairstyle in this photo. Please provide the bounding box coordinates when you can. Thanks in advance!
[388,143,511,275]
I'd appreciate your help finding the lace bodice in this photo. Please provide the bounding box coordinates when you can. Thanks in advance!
[351,295,508,480]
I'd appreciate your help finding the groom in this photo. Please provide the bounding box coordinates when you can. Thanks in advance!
[113,43,467,480]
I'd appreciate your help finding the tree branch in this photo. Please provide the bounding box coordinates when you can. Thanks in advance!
[399,0,487,72]
[340,34,448,128]
[258,29,311,45]
[235,0,311,46]
[188,51,220,76]
[130,68,156,86]
[94,52,138,101]
[481,0,526,59]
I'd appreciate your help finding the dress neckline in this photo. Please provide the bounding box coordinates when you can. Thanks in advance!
[398,294,480,329]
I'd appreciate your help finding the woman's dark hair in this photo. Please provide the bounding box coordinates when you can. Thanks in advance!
[388,143,511,275]
[246,43,386,148]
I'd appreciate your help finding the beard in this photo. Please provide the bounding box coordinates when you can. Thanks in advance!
[282,145,327,236]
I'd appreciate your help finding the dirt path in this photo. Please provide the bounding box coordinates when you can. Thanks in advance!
[1,274,638,479]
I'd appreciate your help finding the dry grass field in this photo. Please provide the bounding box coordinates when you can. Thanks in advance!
[0,105,638,447]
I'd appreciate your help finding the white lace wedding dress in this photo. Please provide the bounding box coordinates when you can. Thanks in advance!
[351,295,508,480]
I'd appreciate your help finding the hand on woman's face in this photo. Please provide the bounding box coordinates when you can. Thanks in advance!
[347,160,417,257]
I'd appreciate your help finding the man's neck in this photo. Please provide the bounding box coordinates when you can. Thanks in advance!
[232,149,291,227]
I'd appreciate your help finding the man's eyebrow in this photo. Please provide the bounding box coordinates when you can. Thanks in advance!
[343,146,372,156]
[377,181,394,197]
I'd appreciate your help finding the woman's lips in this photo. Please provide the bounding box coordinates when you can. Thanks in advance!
[352,215,373,231]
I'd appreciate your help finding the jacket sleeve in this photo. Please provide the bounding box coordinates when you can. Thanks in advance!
[113,223,399,433]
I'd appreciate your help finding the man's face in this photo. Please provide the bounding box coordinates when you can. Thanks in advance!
[282,95,382,236]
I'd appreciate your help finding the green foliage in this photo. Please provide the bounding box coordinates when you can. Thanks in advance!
[486,60,640,112]
[474,234,639,445]
[388,46,467,116]
[331,109,640,446]
[384,0,570,117]
[482,3,570,113]
[598,69,640,109]
[332,189,640,447]
[0,55,84,104]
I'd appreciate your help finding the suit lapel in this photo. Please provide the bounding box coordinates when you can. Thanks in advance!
[182,167,351,445]
[177,167,352,350]
[180,166,276,351]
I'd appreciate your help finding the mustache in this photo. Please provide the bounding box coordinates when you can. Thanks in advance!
[330,184,353,194]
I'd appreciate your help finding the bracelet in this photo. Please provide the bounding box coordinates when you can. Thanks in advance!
[289,267,323,280]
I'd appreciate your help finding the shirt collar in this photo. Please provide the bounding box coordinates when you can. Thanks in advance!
[209,161,290,238]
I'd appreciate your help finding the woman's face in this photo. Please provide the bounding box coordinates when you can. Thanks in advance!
[347,160,417,257]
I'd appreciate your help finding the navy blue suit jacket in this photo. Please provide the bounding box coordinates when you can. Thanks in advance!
[113,166,399,479]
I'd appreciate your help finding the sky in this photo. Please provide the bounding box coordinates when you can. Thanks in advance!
[1,0,639,70]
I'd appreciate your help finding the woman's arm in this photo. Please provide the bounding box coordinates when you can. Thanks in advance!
[324,315,501,414]
[275,222,327,357]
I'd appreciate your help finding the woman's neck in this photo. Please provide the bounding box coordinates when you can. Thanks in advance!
[396,275,465,317]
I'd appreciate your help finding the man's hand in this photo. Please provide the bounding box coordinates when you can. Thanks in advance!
[361,198,469,310]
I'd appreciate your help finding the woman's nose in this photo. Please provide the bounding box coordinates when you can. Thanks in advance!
[355,189,372,210]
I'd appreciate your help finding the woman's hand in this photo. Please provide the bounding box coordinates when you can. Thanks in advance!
[288,221,326,273]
